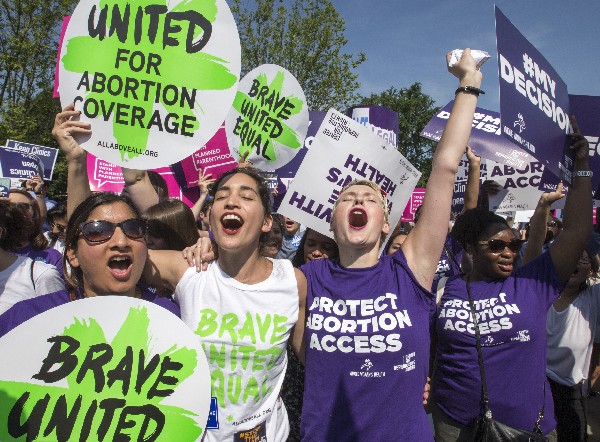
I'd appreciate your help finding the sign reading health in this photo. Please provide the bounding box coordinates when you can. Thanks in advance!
[278,109,420,244]
[421,101,533,169]
[495,6,571,181]
[59,0,241,169]
[0,297,211,441]
[0,141,59,181]
[225,64,309,171]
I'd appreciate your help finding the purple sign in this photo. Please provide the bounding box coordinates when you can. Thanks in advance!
[568,95,600,194]
[495,6,571,181]
[346,105,399,148]
[1,141,59,180]
[176,126,238,187]
[421,101,532,169]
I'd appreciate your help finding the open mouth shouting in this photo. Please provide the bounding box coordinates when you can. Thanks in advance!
[108,255,133,280]
[221,213,244,234]
[348,208,368,230]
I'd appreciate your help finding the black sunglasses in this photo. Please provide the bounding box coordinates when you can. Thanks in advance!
[478,239,523,253]
[78,219,146,243]
[51,222,66,232]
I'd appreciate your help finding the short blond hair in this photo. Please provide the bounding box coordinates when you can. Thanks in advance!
[333,179,390,222]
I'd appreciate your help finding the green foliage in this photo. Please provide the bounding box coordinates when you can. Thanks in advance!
[358,83,439,187]
[231,0,366,111]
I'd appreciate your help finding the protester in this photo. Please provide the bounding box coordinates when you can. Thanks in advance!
[431,117,592,441]
[276,216,304,260]
[144,198,200,251]
[291,228,339,268]
[45,201,67,253]
[191,169,216,231]
[260,213,285,258]
[143,167,307,441]
[0,193,179,337]
[0,200,64,315]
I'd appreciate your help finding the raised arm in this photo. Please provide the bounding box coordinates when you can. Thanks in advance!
[522,183,564,265]
[462,146,481,213]
[51,103,91,220]
[191,169,215,220]
[290,268,307,365]
[121,168,159,214]
[144,249,192,291]
[402,49,482,289]
[549,117,593,283]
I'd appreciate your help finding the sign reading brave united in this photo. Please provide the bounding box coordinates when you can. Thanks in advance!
[59,0,241,169]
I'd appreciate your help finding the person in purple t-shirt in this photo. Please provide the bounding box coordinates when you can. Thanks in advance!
[431,118,592,441]
[298,49,483,442]
[0,192,180,338]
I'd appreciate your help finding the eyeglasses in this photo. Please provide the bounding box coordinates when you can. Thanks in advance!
[478,239,523,253]
[51,222,66,232]
[78,219,146,243]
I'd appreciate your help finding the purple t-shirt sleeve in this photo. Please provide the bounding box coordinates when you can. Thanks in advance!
[515,249,564,308]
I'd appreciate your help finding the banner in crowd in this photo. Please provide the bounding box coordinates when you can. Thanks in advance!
[568,95,600,195]
[0,178,9,197]
[226,64,309,171]
[0,141,59,181]
[420,101,533,169]
[401,188,425,222]
[0,297,211,441]
[176,126,237,188]
[486,159,545,212]
[495,6,571,182]
[278,109,421,245]
[59,0,241,169]
[87,153,198,206]
[347,105,398,148]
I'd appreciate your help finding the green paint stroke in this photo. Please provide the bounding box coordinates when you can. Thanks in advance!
[0,306,202,441]
[232,71,304,162]
[62,0,237,160]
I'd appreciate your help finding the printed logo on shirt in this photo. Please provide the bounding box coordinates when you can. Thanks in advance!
[512,330,530,343]
[439,292,522,340]
[393,352,416,372]
[233,421,267,442]
[306,293,410,354]
[206,397,219,429]
[350,359,386,378]
[291,233,303,248]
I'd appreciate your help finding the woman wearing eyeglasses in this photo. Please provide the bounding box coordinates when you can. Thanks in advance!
[0,192,179,338]
[431,118,592,441]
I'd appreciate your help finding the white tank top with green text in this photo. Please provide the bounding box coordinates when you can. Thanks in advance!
[174,258,299,441]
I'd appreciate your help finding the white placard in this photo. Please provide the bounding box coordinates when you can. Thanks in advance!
[486,159,546,211]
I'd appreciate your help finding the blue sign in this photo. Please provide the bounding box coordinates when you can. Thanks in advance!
[2,140,59,180]
[206,397,219,429]
[495,6,571,181]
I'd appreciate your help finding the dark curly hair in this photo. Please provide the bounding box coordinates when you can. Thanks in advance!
[0,200,34,251]
[210,167,271,216]
[451,208,510,250]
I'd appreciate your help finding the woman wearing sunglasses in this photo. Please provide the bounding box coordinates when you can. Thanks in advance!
[0,192,179,338]
[431,118,592,441]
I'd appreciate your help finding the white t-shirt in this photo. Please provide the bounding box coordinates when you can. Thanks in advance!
[0,255,65,314]
[174,258,299,442]
[546,284,600,392]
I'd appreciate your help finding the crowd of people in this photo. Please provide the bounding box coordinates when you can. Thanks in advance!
[0,49,599,442]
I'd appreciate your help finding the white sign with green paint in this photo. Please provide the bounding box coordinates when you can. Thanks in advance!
[59,0,241,169]
[0,297,211,441]
[225,64,309,171]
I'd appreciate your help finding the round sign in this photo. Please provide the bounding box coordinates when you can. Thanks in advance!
[59,0,241,169]
[0,297,211,441]
[225,64,309,171]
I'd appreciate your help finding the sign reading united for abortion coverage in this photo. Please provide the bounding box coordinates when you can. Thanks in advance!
[421,101,533,169]
[495,7,572,182]
[59,0,241,169]
[278,109,421,244]
[0,141,59,181]
[225,64,309,171]
[0,297,211,441]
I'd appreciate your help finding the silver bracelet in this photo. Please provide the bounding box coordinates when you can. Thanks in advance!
[573,170,593,178]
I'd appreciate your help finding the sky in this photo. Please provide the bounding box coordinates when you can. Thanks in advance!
[334,1,600,112]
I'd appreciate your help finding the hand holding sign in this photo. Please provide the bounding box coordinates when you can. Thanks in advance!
[51,103,91,162]
[540,181,565,207]
[569,116,590,163]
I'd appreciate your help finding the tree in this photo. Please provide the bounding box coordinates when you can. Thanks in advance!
[231,0,365,111]
[358,83,439,187]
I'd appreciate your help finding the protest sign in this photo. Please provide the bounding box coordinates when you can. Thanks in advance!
[87,153,199,206]
[225,64,309,171]
[278,109,420,246]
[451,154,487,215]
[486,159,545,212]
[568,95,600,195]
[0,178,9,197]
[495,6,571,181]
[177,126,237,187]
[0,297,211,441]
[59,0,241,169]
[421,101,533,169]
[401,188,425,222]
[0,141,59,181]
[347,105,398,148]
